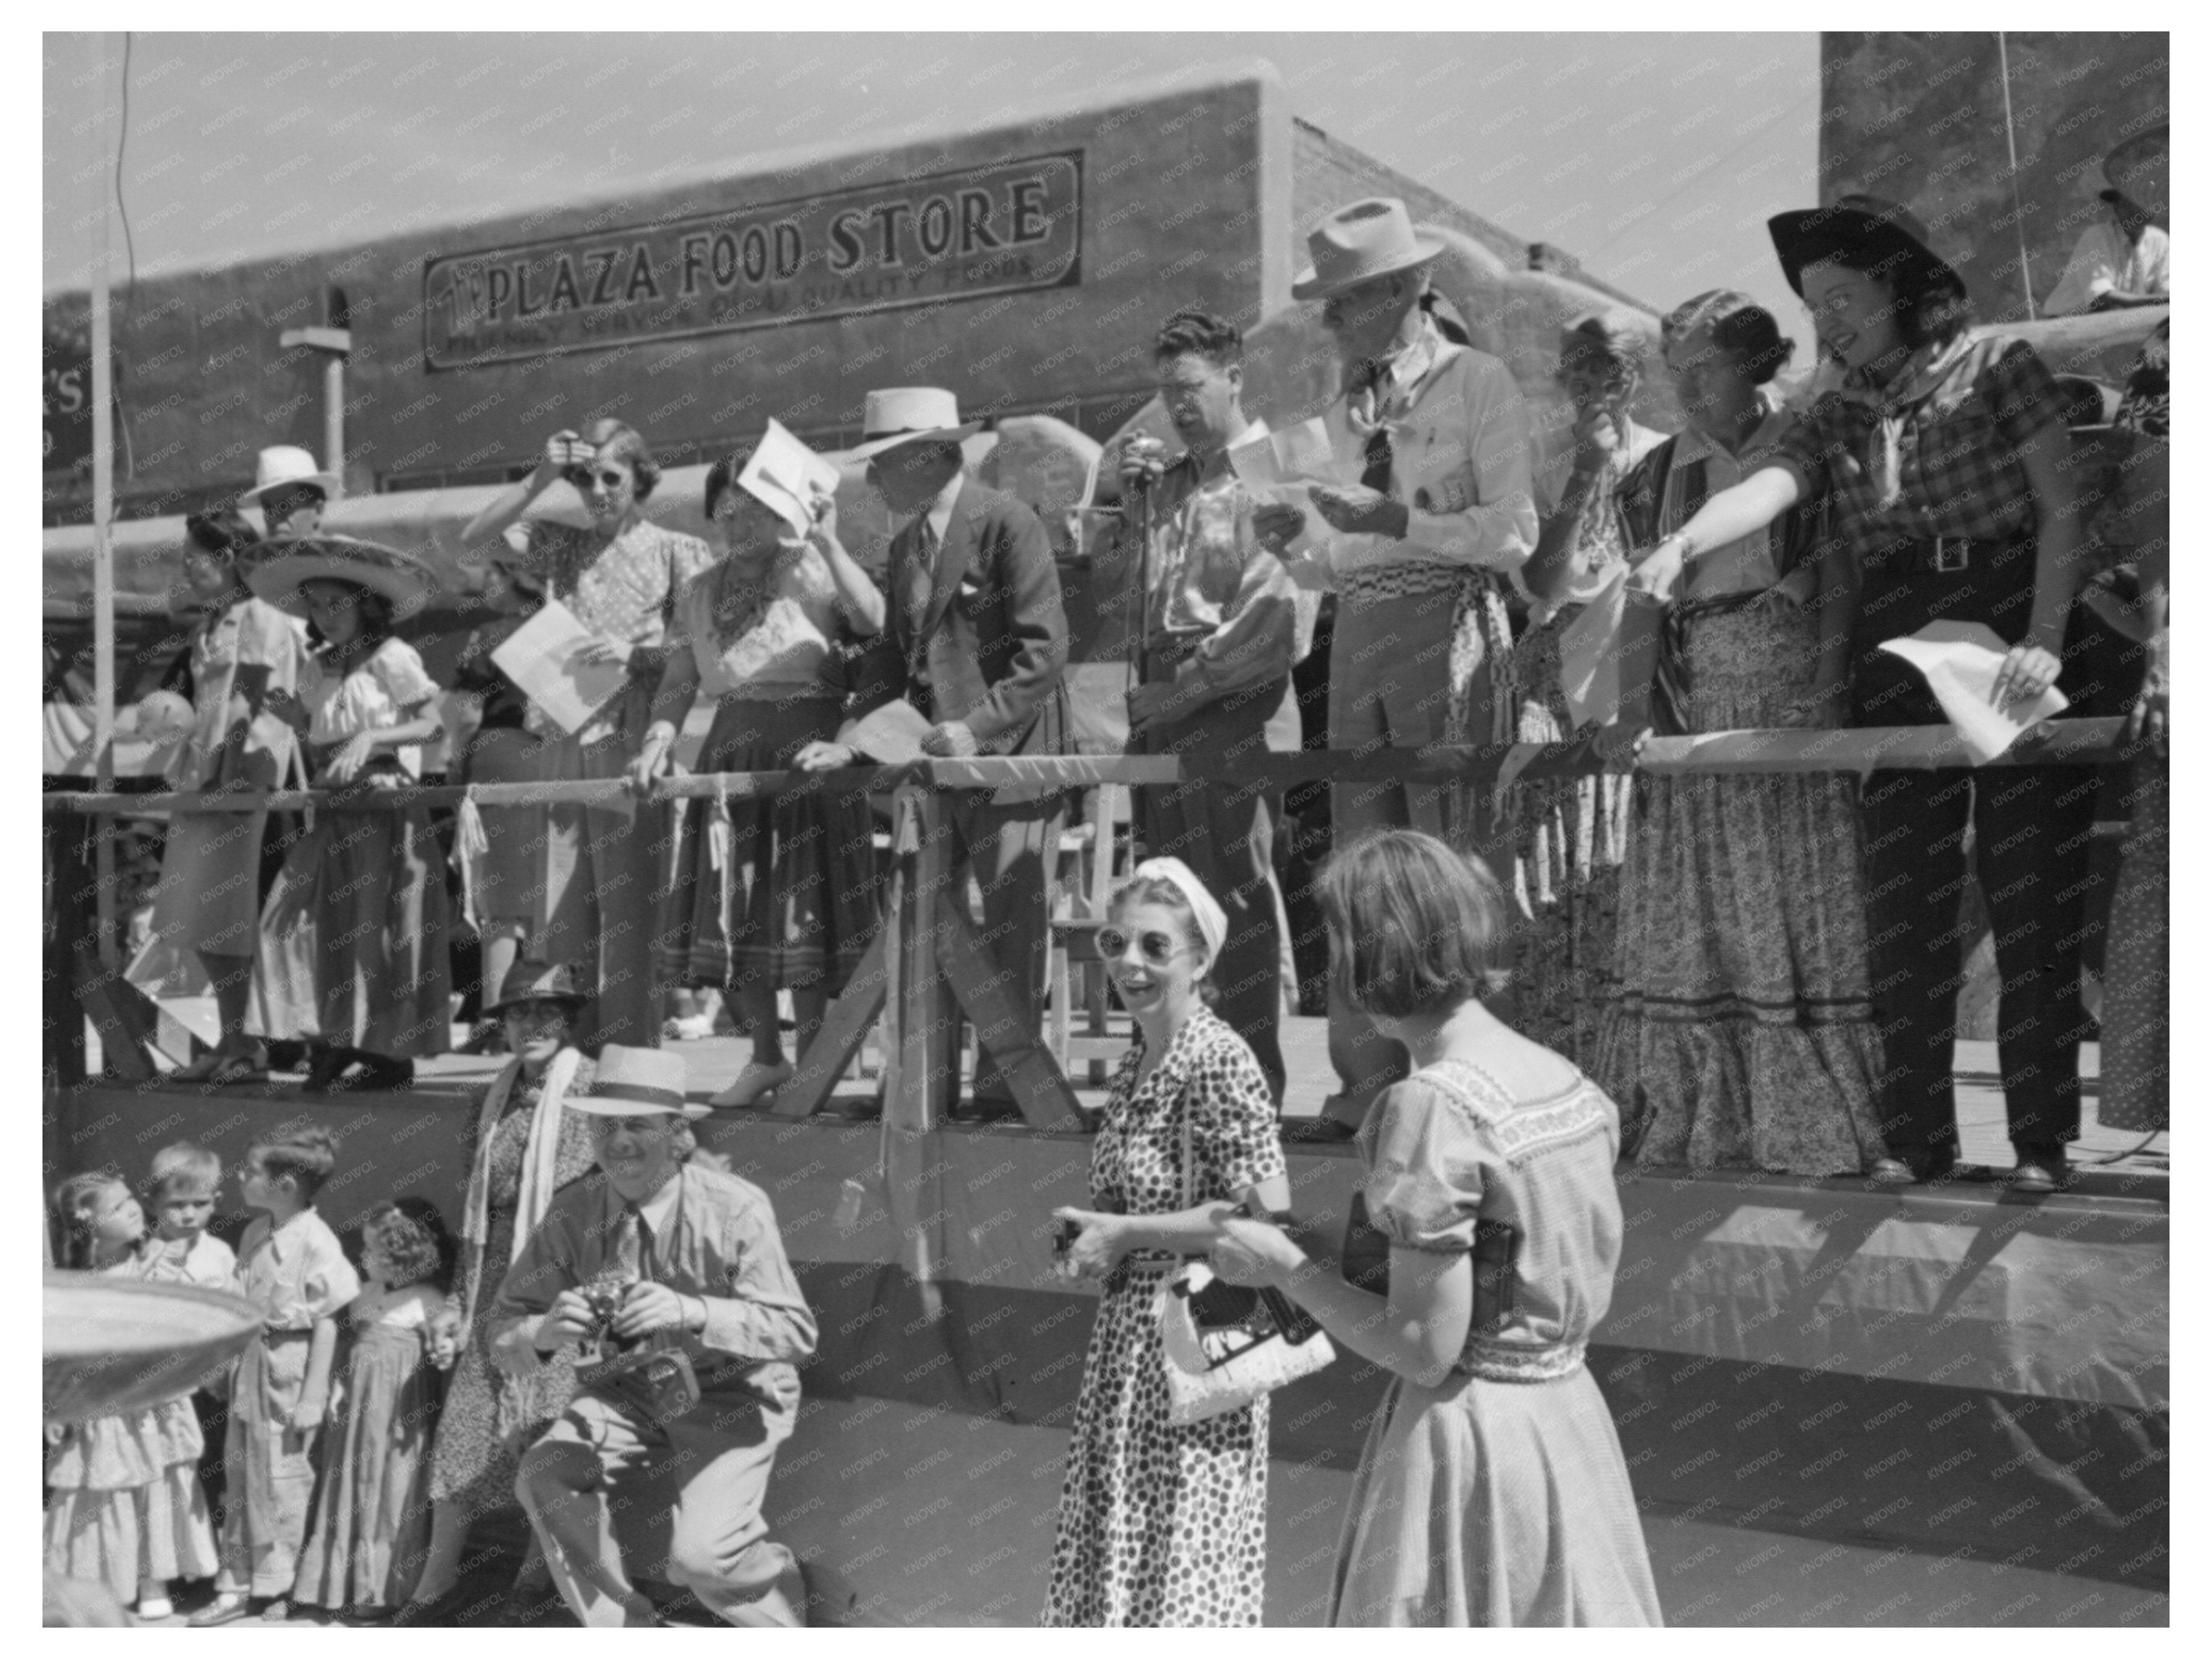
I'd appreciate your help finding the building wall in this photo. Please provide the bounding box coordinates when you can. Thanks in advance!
[1817,32,2168,323]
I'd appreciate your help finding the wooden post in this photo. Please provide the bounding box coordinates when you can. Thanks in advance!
[882,785,957,1312]
[87,31,118,969]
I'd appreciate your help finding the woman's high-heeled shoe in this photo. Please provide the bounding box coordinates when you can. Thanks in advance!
[712,1059,794,1108]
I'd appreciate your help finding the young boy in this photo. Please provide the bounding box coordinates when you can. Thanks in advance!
[188,1128,360,1626]
[140,1143,236,1287]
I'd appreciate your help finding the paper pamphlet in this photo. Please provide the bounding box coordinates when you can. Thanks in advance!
[739,418,842,537]
[1228,418,1341,563]
[1558,564,1630,732]
[1877,620,2069,764]
[845,699,934,765]
[490,597,630,736]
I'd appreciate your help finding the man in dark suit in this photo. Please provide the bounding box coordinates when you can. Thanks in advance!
[797,388,1071,1123]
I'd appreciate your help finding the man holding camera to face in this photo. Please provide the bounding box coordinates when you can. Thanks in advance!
[493,1046,817,1628]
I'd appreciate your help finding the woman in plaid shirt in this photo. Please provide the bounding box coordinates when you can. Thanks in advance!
[1624,196,2093,1194]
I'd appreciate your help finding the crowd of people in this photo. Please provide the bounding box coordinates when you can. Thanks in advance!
[47,141,2169,1628]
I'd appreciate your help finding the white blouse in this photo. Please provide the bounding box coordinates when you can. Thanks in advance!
[302,637,440,779]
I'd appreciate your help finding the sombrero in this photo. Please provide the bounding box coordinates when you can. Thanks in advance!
[249,534,440,621]
[1768,194,1965,299]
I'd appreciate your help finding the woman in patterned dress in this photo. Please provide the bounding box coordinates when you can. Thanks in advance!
[1502,314,1667,1072]
[1212,831,1660,1626]
[1594,292,1897,1178]
[1043,858,1290,1626]
[388,963,598,1626]
[463,420,717,1052]
[2095,318,2168,1134]
[1629,198,2096,1190]
[632,440,884,1107]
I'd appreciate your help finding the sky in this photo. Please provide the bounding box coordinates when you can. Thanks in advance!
[43,31,1822,352]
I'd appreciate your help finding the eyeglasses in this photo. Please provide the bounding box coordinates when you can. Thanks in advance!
[1096,927,1192,967]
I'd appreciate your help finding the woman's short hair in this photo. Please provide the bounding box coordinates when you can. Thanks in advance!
[1556,310,1646,382]
[147,1142,220,1201]
[1154,309,1242,368]
[1108,872,1218,1003]
[581,416,661,501]
[302,580,396,652]
[1809,248,1974,355]
[361,1197,453,1292]
[247,1126,340,1201]
[185,507,262,563]
[1318,830,1506,1019]
[1661,290,1796,385]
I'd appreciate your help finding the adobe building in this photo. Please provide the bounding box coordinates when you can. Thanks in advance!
[44,63,1651,533]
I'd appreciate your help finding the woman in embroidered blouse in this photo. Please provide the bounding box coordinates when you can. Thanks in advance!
[1212,830,1660,1627]
[139,510,307,1084]
[1497,313,1662,1075]
[1595,292,1899,1180]
[1043,858,1290,1626]
[464,419,716,1052]
[630,442,885,1108]
[1625,198,2092,1192]
[392,961,598,1626]
[245,545,452,1093]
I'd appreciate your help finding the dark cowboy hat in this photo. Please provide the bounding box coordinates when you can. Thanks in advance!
[1768,194,1965,299]
[482,958,591,1017]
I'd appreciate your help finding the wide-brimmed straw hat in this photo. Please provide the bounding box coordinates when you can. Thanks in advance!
[1768,194,1965,299]
[248,535,440,621]
[482,959,591,1017]
[571,1044,709,1120]
[238,445,339,505]
[1292,198,1444,301]
[2101,123,2168,218]
[845,387,983,461]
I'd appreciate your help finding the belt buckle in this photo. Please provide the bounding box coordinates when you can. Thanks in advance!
[1932,536,1969,574]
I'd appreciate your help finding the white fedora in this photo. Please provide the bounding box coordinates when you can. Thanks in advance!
[571,1043,710,1119]
[1292,198,1445,301]
[238,444,340,505]
[846,387,984,461]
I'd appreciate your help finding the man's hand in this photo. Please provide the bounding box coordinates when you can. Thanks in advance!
[920,721,979,758]
[1117,439,1168,498]
[613,1282,694,1341]
[1309,483,1408,539]
[1127,678,1197,733]
[1251,501,1308,553]
[539,1288,600,1349]
[1991,640,2062,709]
[793,740,858,771]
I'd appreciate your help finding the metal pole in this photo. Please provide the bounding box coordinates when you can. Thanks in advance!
[324,355,345,496]
[89,31,118,968]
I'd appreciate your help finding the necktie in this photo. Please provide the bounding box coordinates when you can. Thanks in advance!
[904,519,938,640]
[613,1203,648,1281]
[1359,365,1394,494]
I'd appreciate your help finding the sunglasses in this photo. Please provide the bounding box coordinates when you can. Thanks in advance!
[1096,927,1192,967]
[565,467,630,491]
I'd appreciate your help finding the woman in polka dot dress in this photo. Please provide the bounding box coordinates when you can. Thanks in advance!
[1044,858,1292,1626]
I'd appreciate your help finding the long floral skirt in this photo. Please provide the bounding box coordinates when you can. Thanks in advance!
[1500,610,1629,1073]
[1594,598,1888,1174]
[427,1216,576,1516]
[249,801,454,1057]
[654,695,880,992]
[1042,1264,1268,1626]
[2099,754,2168,1132]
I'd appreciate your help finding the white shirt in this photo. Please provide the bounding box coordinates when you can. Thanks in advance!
[1309,322,1538,584]
[2045,218,2170,317]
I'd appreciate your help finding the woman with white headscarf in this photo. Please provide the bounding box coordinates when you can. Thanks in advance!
[1042,858,1290,1627]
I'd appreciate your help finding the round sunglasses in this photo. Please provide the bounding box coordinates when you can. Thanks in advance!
[1096,926,1195,967]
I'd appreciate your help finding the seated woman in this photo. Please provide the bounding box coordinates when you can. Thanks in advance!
[1211,830,1660,1627]
[1042,858,1289,1627]
[630,442,885,1108]
[1595,291,1897,1180]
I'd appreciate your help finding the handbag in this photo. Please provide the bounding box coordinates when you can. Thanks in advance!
[1155,1091,1334,1427]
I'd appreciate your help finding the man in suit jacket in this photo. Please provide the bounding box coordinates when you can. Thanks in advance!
[798,388,1071,1122]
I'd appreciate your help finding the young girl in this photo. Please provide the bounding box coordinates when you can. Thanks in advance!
[190,1128,363,1625]
[46,1172,221,1621]
[292,1198,454,1620]
[1211,831,1661,1626]
[631,442,885,1107]
[246,541,453,1092]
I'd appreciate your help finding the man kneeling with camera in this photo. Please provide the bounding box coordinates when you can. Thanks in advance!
[493,1045,818,1627]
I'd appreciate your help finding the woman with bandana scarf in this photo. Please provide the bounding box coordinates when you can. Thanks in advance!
[1625,198,2093,1193]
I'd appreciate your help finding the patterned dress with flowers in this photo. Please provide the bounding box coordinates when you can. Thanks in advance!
[1042,1006,1286,1627]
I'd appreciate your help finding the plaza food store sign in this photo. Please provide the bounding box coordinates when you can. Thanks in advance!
[423,153,1082,370]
